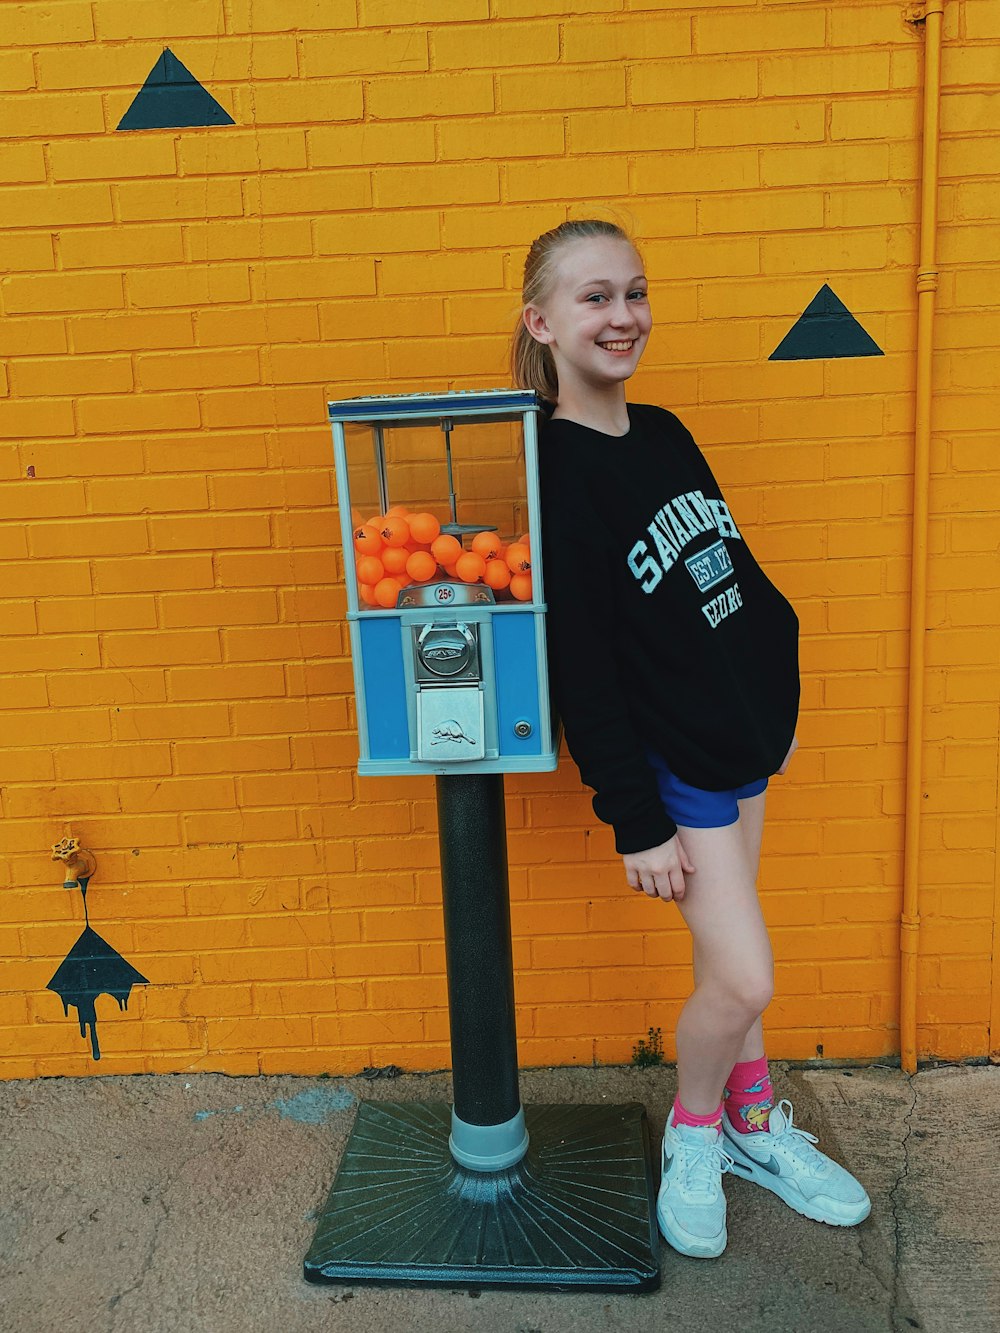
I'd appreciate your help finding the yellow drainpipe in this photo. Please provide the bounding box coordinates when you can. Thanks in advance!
[901,0,945,1075]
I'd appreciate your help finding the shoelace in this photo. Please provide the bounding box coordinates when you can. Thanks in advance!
[678,1135,735,1198]
[769,1098,824,1169]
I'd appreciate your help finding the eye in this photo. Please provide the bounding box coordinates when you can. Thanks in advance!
[628,289,648,301]
[585,292,607,304]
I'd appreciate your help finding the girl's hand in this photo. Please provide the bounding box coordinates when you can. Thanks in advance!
[622,834,695,903]
[777,733,798,775]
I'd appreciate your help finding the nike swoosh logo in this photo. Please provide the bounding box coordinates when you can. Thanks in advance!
[756,1154,782,1176]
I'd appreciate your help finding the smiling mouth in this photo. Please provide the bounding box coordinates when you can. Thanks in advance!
[598,340,635,352]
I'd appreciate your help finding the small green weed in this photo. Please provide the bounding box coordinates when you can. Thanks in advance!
[631,1026,664,1068]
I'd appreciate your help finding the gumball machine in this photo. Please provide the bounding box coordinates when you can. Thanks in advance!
[305,390,659,1293]
[331,389,557,775]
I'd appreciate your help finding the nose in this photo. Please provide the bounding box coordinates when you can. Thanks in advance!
[608,297,636,328]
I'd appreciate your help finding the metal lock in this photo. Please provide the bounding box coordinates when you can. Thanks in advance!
[513,720,533,738]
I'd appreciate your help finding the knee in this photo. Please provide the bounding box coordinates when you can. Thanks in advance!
[723,971,774,1024]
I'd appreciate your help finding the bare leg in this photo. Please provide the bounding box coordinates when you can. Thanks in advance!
[673,805,774,1115]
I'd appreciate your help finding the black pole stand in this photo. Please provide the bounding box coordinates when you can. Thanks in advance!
[304,774,660,1291]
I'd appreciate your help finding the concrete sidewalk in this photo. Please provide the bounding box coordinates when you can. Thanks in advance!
[2,1063,997,1333]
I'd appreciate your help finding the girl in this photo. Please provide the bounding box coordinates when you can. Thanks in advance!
[513,219,870,1260]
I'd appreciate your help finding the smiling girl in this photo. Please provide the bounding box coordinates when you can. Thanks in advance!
[513,219,870,1259]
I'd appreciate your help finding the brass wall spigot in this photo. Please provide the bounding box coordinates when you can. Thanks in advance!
[51,836,97,889]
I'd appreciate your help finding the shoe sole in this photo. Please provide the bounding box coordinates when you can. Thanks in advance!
[656,1191,727,1259]
[722,1129,872,1227]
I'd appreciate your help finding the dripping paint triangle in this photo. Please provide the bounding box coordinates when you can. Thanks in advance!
[769,284,883,360]
[117,47,235,131]
[47,926,149,1060]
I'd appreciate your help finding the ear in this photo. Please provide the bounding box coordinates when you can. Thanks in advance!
[522,303,553,345]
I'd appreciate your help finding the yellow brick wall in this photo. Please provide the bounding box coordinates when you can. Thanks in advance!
[1,0,998,1076]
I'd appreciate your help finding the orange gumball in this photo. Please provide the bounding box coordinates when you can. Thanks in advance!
[374,576,404,609]
[509,572,533,602]
[356,555,384,585]
[431,534,462,566]
[455,552,486,584]
[443,562,460,579]
[381,545,410,575]
[505,542,531,574]
[483,558,511,591]
[358,582,378,607]
[353,523,382,556]
[408,512,441,544]
[379,515,411,548]
[471,530,503,562]
[406,550,437,582]
[386,505,409,517]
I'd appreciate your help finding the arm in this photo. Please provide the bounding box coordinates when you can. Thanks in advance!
[540,446,679,857]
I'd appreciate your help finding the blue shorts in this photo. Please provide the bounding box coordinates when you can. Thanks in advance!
[645,749,768,829]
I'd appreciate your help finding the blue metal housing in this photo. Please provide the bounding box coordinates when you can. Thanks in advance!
[331,389,560,777]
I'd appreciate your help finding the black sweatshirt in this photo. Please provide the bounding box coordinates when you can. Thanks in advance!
[539,403,800,854]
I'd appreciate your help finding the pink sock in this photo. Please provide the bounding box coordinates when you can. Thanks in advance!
[724,1055,774,1134]
[671,1095,723,1133]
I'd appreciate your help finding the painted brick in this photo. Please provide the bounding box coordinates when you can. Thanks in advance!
[0,92,104,137]
[168,663,285,701]
[375,163,499,209]
[831,97,920,143]
[304,29,428,77]
[634,57,757,106]
[309,120,435,168]
[116,178,244,223]
[761,143,890,187]
[315,210,440,256]
[3,272,124,316]
[228,0,357,30]
[251,79,363,125]
[368,72,493,120]
[699,189,825,235]
[136,349,260,392]
[114,703,230,742]
[178,130,308,177]
[78,393,200,435]
[1,182,112,229]
[499,66,625,113]
[694,9,825,54]
[699,102,824,149]
[59,224,186,271]
[29,518,148,559]
[128,264,251,310]
[506,156,630,202]
[360,0,488,23]
[440,116,565,162]
[183,219,313,263]
[380,251,504,297]
[70,312,194,354]
[13,355,133,399]
[49,136,179,183]
[253,170,372,216]
[92,554,213,595]
[0,48,34,89]
[433,21,559,68]
[762,51,892,98]
[563,14,688,62]
[632,147,759,197]
[5,232,56,271]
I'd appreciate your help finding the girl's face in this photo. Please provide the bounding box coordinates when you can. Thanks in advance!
[524,237,651,397]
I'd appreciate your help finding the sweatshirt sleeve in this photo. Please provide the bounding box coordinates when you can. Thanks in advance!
[540,441,678,855]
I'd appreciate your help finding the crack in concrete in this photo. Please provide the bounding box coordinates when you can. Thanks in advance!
[106,1139,221,1326]
[887,1073,920,1332]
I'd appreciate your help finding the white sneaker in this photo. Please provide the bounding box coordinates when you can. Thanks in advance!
[657,1111,734,1259]
[722,1098,871,1226]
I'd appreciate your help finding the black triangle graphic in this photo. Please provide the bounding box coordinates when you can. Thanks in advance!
[117,47,235,131]
[769,284,883,360]
[47,925,149,1060]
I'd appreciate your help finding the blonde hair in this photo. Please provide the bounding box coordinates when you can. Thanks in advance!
[511,219,636,404]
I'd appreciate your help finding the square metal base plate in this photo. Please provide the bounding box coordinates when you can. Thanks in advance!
[304,1100,660,1292]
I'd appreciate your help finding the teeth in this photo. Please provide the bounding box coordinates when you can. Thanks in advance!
[601,340,633,351]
